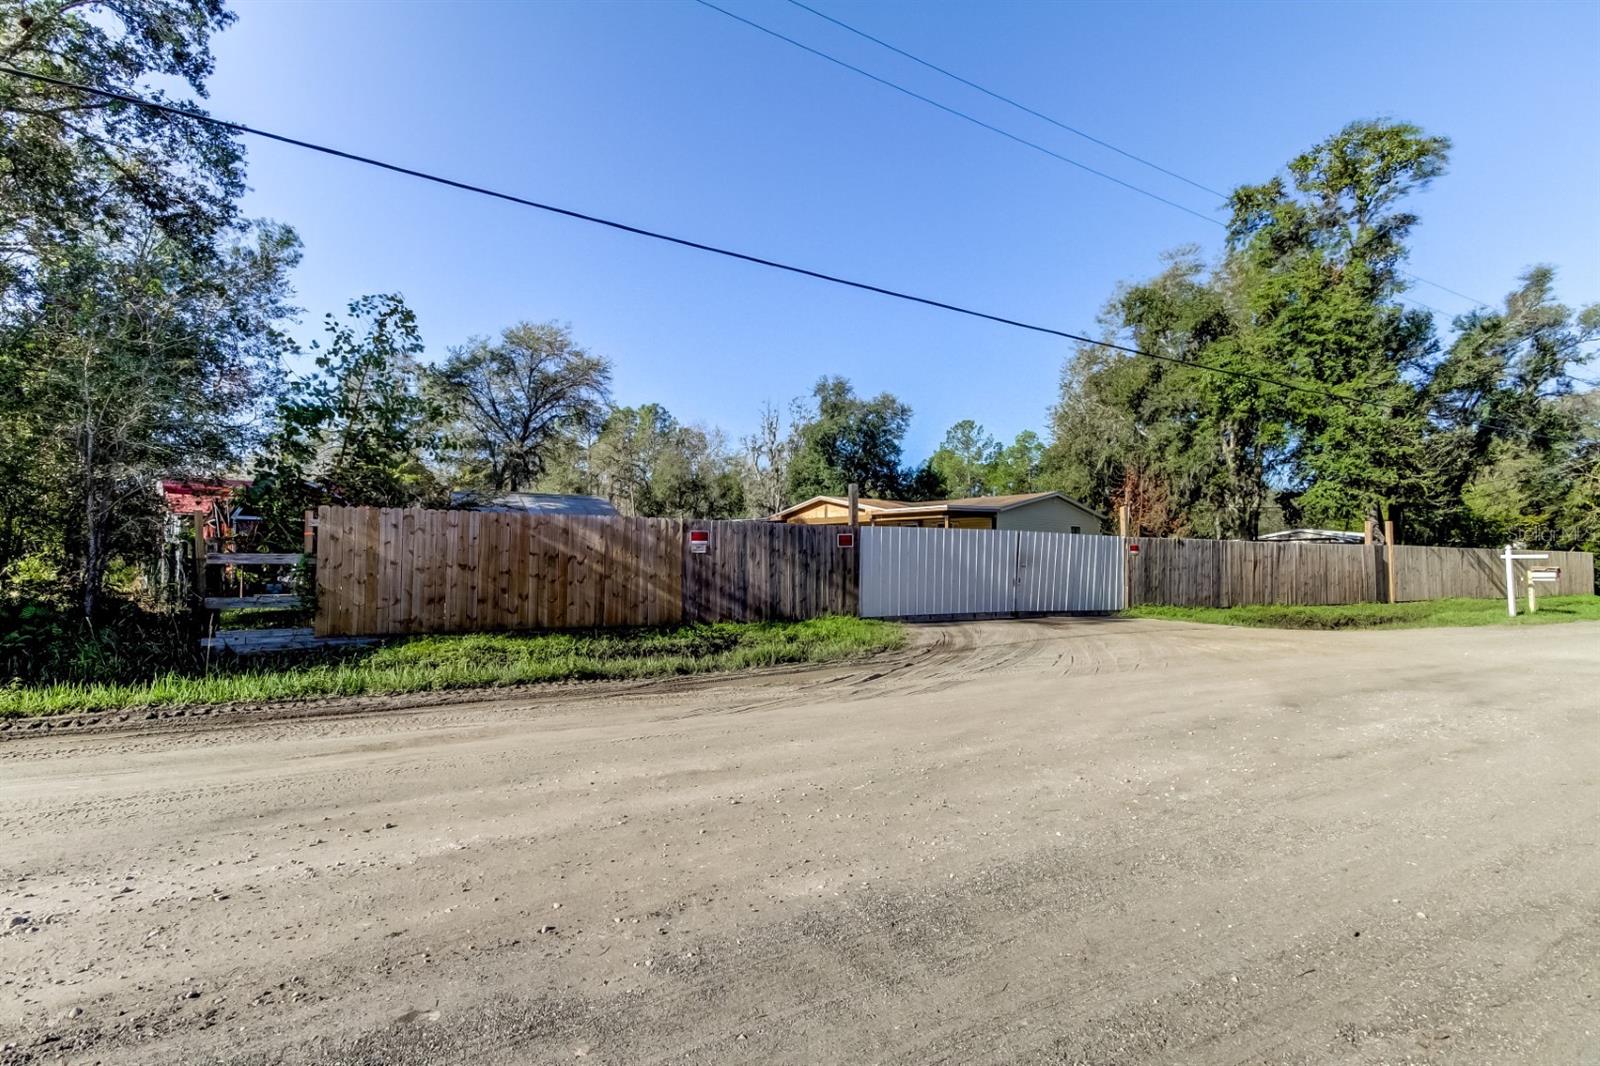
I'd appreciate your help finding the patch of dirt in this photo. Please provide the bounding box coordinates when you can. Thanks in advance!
[2,617,1597,1065]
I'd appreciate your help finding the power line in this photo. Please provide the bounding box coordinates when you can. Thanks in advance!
[688,0,1223,229]
[758,0,1494,309]
[1398,272,1488,307]
[0,63,1393,414]
[781,0,1228,201]
[3,66,1566,442]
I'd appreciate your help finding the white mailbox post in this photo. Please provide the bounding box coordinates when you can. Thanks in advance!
[1501,545,1550,617]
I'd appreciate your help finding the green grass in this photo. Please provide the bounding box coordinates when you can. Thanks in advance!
[1122,595,1600,631]
[216,607,309,630]
[0,616,905,718]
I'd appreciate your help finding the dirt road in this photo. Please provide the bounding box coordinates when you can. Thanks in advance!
[2,617,1597,1065]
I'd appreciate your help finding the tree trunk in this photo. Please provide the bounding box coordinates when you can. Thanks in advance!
[79,350,101,620]
[82,439,100,619]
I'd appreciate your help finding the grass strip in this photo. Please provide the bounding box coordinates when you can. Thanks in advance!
[1121,595,1600,631]
[1,616,904,717]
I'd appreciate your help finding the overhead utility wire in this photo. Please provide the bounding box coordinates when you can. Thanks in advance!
[9,66,1567,441]
[753,0,1492,309]
[781,0,1227,201]
[6,67,1564,445]
[0,64,1391,414]
[688,0,1222,229]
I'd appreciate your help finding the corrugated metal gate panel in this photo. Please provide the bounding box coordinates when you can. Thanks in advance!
[1015,530,1127,613]
[859,527,1125,618]
[859,527,1018,617]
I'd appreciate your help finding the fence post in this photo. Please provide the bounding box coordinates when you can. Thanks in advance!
[192,511,209,601]
[1383,518,1398,603]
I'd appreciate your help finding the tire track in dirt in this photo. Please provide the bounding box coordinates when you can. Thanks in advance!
[2,619,1596,1066]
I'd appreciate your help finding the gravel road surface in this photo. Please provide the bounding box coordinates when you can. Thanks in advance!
[2,617,1597,1065]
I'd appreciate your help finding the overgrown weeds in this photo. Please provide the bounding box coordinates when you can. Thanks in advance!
[0,615,905,717]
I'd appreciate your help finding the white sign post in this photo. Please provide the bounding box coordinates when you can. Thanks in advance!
[1501,545,1549,617]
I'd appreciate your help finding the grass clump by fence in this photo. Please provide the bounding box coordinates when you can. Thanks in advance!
[0,615,905,718]
[1122,595,1600,631]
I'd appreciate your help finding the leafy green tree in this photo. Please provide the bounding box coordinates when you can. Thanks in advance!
[2,221,299,612]
[785,376,913,500]
[0,0,244,301]
[1047,248,1288,538]
[928,420,1001,497]
[1433,270,1599,545]
[584,404,744,518]
[430,321,611,492]
[923,422,1045,499]
[1047,122,1468,539]
[1226,119,1448,531]
[248,295,443,545]
[990,430,1045,495]
[0,0,303,613]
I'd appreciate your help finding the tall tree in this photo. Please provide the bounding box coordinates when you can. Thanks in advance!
[785,376,912,500]
[928,420,1001,497]
[0,0,244,302]
[248,295,441,546]
[581,404,744,518]
[990,430,1045,495]
[925,424,1044,498]
[431,321,611,492]
[1429,270,1599,545]
[1048,121,1459,539]
[4,221,299,612]
[0,0,310,615]
[1226,119,1447,531]
[1047,249,1288,538]
[739,401,794,516]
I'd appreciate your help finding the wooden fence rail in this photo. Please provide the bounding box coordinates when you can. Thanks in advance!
[314,507,857,637]
[315,506,1591,636]
[1126,537,1594,608]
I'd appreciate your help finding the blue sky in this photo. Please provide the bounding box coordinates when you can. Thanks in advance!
[205,0,1600,460]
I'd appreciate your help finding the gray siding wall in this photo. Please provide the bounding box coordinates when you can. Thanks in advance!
[995,497,1105,535]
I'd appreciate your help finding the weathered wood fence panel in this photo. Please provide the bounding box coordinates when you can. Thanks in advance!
[1390,545,1591,599]
[681,520,857,623]
[1128,537,1595,607]
[315,507,855,636]
[1132,534,1382,601]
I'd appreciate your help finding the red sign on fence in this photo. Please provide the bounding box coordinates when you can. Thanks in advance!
[837,531,855,549]
[1127,543,1140,553]
[688,529,710,554]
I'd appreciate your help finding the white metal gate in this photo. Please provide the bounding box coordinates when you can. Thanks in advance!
[858,527,1126,618]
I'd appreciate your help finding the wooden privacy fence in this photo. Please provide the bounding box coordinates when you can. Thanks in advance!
[1387,544,1590,601]
[313,505,1592,636]
[314,506,857,637]
[1126,537,1594,608]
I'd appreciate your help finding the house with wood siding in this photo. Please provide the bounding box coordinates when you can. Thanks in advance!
[769,491,1106,533]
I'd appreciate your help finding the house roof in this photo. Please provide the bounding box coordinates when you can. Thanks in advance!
[1257,528,1366,544]
[770,490,1106,522]
[767,496,909,520]
[158,478,249,516]
[451,491,620,516]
